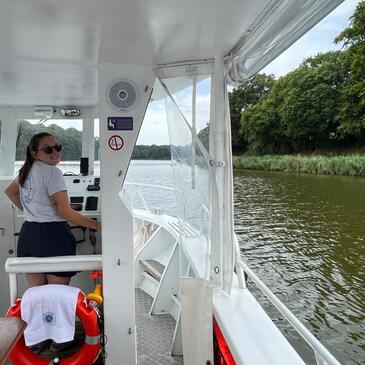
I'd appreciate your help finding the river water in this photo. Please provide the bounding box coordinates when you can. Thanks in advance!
[14,161,364,364]
[234,170,364,365]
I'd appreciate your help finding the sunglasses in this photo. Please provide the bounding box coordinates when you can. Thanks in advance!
[38,144,63,154]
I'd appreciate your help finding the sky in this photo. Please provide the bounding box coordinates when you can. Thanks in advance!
[39,0,360,145]
[136,0,361,145]
[262,0,360,76]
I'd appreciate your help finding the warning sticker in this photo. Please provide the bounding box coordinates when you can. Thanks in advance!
[108,135,124,151]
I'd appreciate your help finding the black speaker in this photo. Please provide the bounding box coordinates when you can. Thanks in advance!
[80,157,89,176]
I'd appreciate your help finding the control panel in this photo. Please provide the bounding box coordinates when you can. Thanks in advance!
[64,176,101,214]
[63,175,102,259]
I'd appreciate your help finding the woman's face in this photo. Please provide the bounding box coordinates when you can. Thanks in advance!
[32,135,62,166]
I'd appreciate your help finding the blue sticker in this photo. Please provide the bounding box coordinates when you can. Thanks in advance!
[107,117,133,131]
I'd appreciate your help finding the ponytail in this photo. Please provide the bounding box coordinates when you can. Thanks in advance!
[18,146,34,186]
[18,132,52,187]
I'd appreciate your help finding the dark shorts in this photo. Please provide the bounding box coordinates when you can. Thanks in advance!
[17,221,77,277]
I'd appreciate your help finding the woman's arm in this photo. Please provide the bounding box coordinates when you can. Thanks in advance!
[4,180,23,210]
[52,191,101,230]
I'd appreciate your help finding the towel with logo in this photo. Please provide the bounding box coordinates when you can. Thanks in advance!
[21,284,80,346]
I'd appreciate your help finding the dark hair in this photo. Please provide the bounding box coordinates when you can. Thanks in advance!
[18,132,52,186]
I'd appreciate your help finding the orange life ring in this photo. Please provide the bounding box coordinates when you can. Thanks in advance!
[6,291,101,365]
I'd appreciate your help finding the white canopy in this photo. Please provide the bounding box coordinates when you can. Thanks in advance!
[0,0,343,106]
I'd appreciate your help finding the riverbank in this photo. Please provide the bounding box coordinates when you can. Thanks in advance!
[232,154,365,176]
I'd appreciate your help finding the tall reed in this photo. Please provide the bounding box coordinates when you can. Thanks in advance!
[232,154,365,176]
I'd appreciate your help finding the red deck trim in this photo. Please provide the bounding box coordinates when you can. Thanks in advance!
[213,317,236,365]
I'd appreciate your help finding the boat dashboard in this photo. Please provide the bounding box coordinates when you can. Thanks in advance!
[64,175,101,214]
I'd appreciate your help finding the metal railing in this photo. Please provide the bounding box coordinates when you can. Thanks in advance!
[5,255,102,305]
[124,182,180,212]
[123,182,188,222]
[199,204,210,236]
[126,182,340,364]
[234,235,341,365]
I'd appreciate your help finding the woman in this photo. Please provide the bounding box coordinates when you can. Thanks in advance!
[4,132,101,287]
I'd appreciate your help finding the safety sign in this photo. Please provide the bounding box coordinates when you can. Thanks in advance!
[108,117,133,131]
[108,135,124,151]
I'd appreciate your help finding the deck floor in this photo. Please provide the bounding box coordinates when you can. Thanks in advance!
[136,288,183,365]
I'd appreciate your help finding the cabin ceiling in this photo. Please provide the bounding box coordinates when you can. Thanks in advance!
[0,0,272,107]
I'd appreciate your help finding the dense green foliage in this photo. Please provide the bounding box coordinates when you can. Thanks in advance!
[197,125,210,151]
[16,121,83,160]
[335,0,365,138]
[229,74,276,153]
[233,154,365,176]
[13,120,170,161]
[240,52,347,154]
[232,1,365,155]
[132,144,170,160]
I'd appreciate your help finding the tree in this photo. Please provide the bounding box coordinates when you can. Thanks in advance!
[335,0,365,139]
[278,52,346,151]
[197,124,209,151]
[132,144,170,159]
[235,2,364,154]
[240,52,347,154]
[229,74,276,153]
[16,121,92,161]
[240,95,282,154]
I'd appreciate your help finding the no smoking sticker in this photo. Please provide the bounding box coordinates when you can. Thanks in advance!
[108,135,124,151]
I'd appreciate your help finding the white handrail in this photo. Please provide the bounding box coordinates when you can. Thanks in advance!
[125,182,176,193]
[238,258,341,365]
[199,204,210,235]
[6,255,102,273]
[233,235,246,289]
[6,255,102,304]
[124,181,186,217]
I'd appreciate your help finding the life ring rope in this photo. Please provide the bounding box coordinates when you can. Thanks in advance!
[6,291,101,365]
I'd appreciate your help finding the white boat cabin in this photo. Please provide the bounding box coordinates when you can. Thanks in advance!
[0,1,344,364]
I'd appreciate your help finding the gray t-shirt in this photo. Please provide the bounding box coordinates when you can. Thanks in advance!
[19,161,67,222]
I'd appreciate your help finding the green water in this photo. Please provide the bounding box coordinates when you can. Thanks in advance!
[234,170,365,365]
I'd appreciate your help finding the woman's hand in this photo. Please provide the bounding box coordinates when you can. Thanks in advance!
[95,220,101,230]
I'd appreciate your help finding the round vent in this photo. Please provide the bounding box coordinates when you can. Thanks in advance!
[106,79,138,112]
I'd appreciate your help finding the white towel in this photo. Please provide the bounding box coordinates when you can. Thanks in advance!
[21,284,80,346]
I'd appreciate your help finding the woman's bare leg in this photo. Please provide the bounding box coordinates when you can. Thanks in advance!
[26,273,47,287]
[46,274,71,285]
